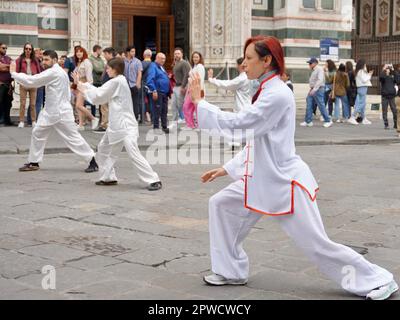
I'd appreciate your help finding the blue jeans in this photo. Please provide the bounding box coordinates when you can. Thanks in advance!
[27,86,45,124]
[305,88,331,123]
[334,95,350,119]
[353,86,368,119]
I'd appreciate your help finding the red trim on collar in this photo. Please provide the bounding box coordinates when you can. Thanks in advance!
[251,74,278,104]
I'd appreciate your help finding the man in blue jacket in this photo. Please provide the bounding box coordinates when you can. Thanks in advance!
[146,53,170,134]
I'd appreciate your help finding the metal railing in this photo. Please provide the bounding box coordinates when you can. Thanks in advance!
[352,32,400,94]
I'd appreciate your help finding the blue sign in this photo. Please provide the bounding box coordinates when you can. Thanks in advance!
[320,38,339,62]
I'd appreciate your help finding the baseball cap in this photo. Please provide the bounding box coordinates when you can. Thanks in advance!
[307,57,319,64]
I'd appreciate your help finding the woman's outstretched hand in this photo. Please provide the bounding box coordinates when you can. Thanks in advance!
[201,168,228,183]
[189,72,203,105]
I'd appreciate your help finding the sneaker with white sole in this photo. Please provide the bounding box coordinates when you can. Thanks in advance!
[91,117,99,130]
[32,121,36,128]
[319,116,324,122]
[366,280,399,300]
[18,121,24,128]
[323,121,333,128]
[77,125,85,131]
[362,118,372,125]
[300,121,313,127]
[178,118,186,124]
[347,117,359,125]
[203,273,248,286]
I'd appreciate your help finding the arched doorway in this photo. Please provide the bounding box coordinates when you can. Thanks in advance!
[112,0,175,69]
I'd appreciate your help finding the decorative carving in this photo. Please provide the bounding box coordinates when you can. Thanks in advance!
[71,0,82,37]
[394,0,400,35]
[360,0,373,38]
[99,0,111,41]
[213,24,223,36]
[88,0,97,43]
[376,0,390,36]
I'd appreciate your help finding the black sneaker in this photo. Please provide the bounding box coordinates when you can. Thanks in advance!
[385,125,389,130]
[94,127,106,133]
[85,157,99,173]
[19,163,40,172]
[147,181,162,191]
[95,180,118,186]
[162,128,170,134]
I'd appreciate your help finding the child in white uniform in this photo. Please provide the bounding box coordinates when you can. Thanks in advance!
[75,58,162,191]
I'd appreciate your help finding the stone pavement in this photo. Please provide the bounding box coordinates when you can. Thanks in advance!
[0,143,399,300]
[0,111,399,156]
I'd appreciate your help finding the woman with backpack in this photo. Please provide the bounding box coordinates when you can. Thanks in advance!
[332,64,350,122]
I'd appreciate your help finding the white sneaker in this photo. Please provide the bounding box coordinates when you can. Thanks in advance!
[91,117,99,130]
[336,119,343,123]
[180,126,193,131]
[362,118,372,125]
[32,121,36,128]
[168,122,178,132]
[152,128,164,135]
[319,116,324,122]
[203,273,248,286]
[323,121,333,128]
[18,121,24,128]
[178,118,186,124]
[300,122,313,127]
[366,280,398,300]
[77,125,85,131]
[347,117,359,125]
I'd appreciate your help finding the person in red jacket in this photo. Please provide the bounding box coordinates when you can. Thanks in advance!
[16,43,41,128]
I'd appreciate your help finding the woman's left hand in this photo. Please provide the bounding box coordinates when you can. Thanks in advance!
[189,72,203,105]
[71,70,80,85]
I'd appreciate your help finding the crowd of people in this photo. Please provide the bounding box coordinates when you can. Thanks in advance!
[0,42,199,135]
[1,41,400,139]
[301,56,400,136]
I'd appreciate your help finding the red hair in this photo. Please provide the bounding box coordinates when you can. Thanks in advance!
[244,36,285,76]
[74,46,89,65]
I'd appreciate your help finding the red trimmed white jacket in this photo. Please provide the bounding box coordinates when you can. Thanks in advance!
[197,76,319,216]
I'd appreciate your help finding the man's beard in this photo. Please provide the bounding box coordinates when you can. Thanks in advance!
[43,63,53,70]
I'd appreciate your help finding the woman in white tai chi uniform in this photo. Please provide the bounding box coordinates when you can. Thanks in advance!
[75,58,162,191]
[188,36,398,300]
[10,50,98,173]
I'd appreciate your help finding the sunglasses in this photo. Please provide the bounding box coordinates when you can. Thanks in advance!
[25,48,32,51]
[1,47,7,50]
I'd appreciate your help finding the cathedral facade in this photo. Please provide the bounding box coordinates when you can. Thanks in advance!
[0,0,353,82]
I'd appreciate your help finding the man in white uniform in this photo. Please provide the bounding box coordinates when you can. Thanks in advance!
[208,57,255,149]
[208,57,252,113]
[10,50,98,173]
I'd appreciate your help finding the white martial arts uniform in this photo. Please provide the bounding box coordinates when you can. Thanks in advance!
[208,72,252,112]
[11,64,95,164]
[197,74,394,297]
[83,75,160,185]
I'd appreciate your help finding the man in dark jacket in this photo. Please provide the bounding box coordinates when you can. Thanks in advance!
[380,64,397,129]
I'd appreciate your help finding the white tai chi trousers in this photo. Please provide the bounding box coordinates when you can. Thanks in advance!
[28,120,95,163]
[209,179,394,297]
[96,133,160,185]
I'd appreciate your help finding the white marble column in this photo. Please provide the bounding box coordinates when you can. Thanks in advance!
[190,0,251,68]
[68,0,112,53]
